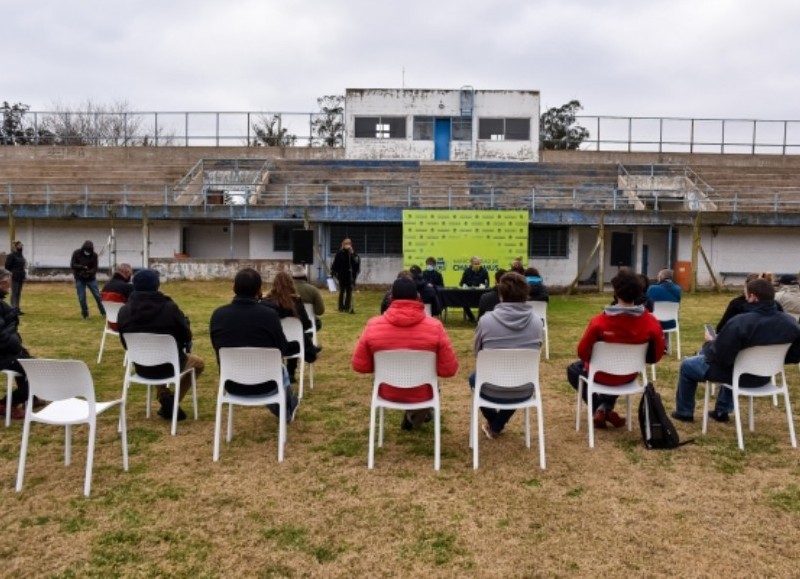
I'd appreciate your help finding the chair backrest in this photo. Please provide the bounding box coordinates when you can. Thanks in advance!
[652,301,680,323]
[587,342,648,380]
[526,301,547,321]
[219,347,284,389]
[732,343,792,383]
[122,333,181,375]
[19,359,96,403]
[373,350,438,390]
[475,348,540,389]
[302,303,316,324]
[102,301,126,324]
[424,303,432,316]
[280,317,305,346]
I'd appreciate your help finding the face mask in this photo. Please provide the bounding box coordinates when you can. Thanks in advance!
[426,265,434,271]
[83,250,91,256]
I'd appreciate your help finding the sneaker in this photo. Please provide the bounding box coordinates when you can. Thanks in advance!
[156,394,187,422]
[592,409,608,429]
[10,405,25,420]
[670,411,694,423]
[605,410,626,428]
[708,410,730,423]
[408,409,432,428]
[401,415,414,431]
[481,421,497,440]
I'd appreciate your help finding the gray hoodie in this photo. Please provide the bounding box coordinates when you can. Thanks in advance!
[473,302,543,355]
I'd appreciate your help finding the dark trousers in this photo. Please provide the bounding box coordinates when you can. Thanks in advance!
[566,360,619,411]
[10,280,23,310]
[338,281,353,311]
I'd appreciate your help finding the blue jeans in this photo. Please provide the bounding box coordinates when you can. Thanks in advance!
[675,354,733,417]
[469,371,515,434]
[266,366,297,423]
[75,278,105,318]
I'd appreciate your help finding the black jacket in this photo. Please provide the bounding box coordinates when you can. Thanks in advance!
[70,248,99,281]
[331,249,360,285]
[118,291,192,377]
[101,274,133,301]
[210,297,288,355]
[261,297,316,362]
[704,300,800,386]
[4,250,26,282]
[459,267,489,287]
[0,293,24,368]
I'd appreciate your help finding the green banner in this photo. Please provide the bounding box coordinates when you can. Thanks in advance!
[403,210,529,287]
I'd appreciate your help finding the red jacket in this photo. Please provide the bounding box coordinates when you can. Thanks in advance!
[352,300,459,402]
[577,305,665,386]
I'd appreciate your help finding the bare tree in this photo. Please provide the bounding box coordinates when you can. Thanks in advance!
[311,95,344,147]
[251,114,297,147]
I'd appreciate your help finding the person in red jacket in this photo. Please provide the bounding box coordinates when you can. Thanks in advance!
[567,269,665,429]
[352,276,459,430]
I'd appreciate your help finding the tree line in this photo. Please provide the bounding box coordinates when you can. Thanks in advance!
[2,97,587,149]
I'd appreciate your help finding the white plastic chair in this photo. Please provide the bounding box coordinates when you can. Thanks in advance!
[281,317,311,399]
[97,301,126,364]
[214,348,287,462]
[369,350,440,470]
[302,303,318,392]
[576,342,649,448]
[470,348,545,470]
[121,333,198,436]
[650,301,681,380]
[424,303,433,317]
[3,368,22,427]
[702,343,796,450]
[16,359,128,497]
[526,301,549,359]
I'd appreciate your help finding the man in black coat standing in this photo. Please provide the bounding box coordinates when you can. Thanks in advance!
[70,240,106,320]
[4,241,26,312]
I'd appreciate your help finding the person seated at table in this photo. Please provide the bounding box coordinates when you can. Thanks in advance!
[410,265,442,316]
[459,256,490,322]
[478,269,506,319]
[422,257,444,287]
[510,256,525,275]
[524,267,549,302]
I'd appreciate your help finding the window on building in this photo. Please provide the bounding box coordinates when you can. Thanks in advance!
[413,116,434,140]
[354,116,407,139]
[452,118,472,141]
[529,226,568,258]
[478,117,530,141]
[273,222,304,252]
[330,224,403,256]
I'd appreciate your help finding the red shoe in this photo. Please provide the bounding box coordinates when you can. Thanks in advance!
[592,409,607,429]
[10,405,25,420]
[605,410,626,428]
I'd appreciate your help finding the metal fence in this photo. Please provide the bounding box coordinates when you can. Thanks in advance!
[4,110,800,154]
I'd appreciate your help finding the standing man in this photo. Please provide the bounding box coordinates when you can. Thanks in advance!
[290,264,325,331]
[672,278,800,423]
[118,269,205,422]
[210,268,297,423]
[459,256,490,322]
[70,240,106,320]
[331,238,360,314]
[352,277,458,430]
[471,272,543,439]
[4,241,26,313]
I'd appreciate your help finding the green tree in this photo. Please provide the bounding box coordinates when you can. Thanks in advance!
[0,101,53,145]
[251,114,297,147]
[312,95,344,147]
[539,99,590,150]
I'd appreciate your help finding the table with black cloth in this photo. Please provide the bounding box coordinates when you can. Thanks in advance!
[435,287,492,321]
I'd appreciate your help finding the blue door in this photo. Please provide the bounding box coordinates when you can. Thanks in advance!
[434,118,451,161]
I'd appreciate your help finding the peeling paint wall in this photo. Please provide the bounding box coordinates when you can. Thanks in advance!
[345,88,540,162]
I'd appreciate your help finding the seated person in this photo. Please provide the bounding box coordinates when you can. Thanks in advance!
[716,272,782,333]
[647,269,681,332]
[610,268,653,312]
[421,257,444,287]
[510,256,525,275]
[524,267,549,302]
[381,271,412,314]
[775,274,800,318]
[100,263,133,330]
[459,256,490,322]
[410,265,442,316]
[478,269,506,319]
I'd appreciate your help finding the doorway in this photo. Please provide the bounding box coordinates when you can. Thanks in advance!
[434,118,451,161]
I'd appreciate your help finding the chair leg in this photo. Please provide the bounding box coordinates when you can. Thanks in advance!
[536,404,546,470]
[626,395,633,431]
[98,331,107,363]
[702,382,711,435]
[5,372,13,428]
[378,407,385,448]
[15,414,32,492]
[213,398,223,462]
[227,404,234,442]
[191,369,198,421]
[575,381,584,432]
[472,401,480,469]
[368,403,378,469]
[84,422,96,497]
[170,383,179,436]
[120,402,129,472]
[587,390,595,448]
[748,397,755,432]
[433,406,440,471]
[277,397,286,463]
[524,407,531,449]
[734,395,745,450]
[783,391,797,448]
[65,424,72,466]
[297,358,305,400]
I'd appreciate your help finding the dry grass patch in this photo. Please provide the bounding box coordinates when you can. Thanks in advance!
[1,282,800,576]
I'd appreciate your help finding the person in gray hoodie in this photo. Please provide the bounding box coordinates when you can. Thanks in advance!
[470,271,543,438]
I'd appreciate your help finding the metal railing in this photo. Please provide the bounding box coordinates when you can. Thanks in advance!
[6,181,800,215]
[4,110,800,154]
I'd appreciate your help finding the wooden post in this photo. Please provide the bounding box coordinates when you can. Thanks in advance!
[690,213,700,293]
[142,207,150,268]
[597,215,606,293]
[7,207,15,251]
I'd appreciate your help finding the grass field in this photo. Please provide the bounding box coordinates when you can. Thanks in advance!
[2,281,800,577]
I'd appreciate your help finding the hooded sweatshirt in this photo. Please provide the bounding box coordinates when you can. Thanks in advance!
[473,302,543,355]
[577,304,665,386]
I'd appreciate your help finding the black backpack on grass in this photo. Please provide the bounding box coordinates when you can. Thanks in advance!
[638,383,682,449]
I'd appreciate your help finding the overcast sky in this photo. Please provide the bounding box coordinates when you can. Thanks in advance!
[6,0,800,121]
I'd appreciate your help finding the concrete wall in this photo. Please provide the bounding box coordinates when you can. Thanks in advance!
[344,88,540,162]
